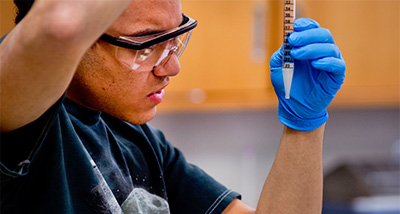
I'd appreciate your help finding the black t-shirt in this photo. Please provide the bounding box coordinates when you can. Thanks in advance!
[0,84,240,212]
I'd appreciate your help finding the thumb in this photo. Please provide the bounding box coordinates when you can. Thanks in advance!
[294,18,320,32]
[270,45,283,69]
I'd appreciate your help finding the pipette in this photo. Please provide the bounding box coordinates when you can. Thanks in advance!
[282,0,296,99]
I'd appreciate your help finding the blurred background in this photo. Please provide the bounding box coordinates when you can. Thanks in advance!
[1,0,399,213]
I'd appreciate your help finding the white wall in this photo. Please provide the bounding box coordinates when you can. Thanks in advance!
[149,108,399,207]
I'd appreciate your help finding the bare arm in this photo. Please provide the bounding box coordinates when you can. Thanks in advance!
[222,15,346,213]
[0,0,131,133]
[222,125,324,214]
[255,125,324,213]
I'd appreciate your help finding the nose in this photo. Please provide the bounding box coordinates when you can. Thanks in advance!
[152,54,181,77]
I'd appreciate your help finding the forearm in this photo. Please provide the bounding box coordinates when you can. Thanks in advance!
[225,17,344,214]
[0,0,131,132]
[256,124,325,214]
[31,0,132,42]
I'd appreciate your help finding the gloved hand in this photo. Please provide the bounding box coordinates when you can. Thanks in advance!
[270,18,346,131]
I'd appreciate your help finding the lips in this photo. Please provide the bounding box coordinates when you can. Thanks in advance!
[147,84,168,104]
[147,89,165,104]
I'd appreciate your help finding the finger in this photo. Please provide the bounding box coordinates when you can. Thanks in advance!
[291,43,340,60]
[289,28,334,47]
[270,66,285,96]
[270,45,283,69]
[316,68,345,95]
[294,18,320,32]
[312,57,346,77]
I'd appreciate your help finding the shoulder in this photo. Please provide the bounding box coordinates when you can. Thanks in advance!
[0,33,8,43]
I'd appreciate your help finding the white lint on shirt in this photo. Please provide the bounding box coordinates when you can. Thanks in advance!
[121,188,170,214]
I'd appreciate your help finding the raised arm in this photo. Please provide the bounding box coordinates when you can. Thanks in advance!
[223,18,345,214]
[256,125,325,213]
[0,0,131,133]
[223,126,325,214]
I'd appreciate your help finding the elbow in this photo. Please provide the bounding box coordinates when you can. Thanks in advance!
[39,6,87,44]
[43,16,83,43]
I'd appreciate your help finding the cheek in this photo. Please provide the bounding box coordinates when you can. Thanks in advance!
[81,44,132,90]
[94,42,150,93]
[95,60,151,110]
[72,45,124,101]
[73,43,156,122]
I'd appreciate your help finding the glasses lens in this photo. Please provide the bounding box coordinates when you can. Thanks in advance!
[115,30,193,71]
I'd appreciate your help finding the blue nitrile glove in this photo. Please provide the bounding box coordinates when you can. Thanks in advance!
[270,18,346,131]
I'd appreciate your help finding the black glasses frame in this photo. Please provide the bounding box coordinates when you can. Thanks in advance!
[99,14,197,50]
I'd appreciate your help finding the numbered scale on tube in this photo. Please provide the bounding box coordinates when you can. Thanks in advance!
[282,0,296,99]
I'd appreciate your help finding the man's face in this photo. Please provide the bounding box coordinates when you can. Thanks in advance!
[68,0,183,124]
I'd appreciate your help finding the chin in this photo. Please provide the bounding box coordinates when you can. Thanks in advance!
[117,106,158,125]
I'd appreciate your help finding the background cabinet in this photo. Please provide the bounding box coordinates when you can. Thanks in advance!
[1,0,15,36]
[1,0,399,111]
[161,0,275,112]
[164,0,399,112]
[294,0,399,108]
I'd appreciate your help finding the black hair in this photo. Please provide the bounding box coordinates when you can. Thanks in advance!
[14,0,35,24]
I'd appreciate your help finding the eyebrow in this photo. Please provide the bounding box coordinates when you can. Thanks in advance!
[124,16,185,37]
[127,29,165,37]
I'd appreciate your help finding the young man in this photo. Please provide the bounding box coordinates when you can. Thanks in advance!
[0,0,345,213]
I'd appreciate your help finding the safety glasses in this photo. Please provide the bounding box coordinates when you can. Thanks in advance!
[99,14,197,71]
